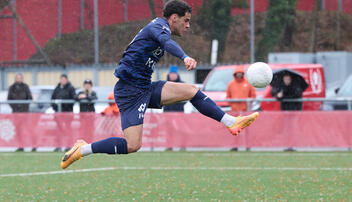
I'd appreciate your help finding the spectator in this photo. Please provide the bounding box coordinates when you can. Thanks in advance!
[75,79,97,112]
[51,74,76,112]
[226,65,256,112]
[7,73,33,113]
[101,92,120,115]
[163,66,185,112]
[271,72,306,152]
[271,73,304,110]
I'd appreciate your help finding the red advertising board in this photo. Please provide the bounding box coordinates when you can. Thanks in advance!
[0,111,351,148]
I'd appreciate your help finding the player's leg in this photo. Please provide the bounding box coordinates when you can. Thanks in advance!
[160,81,259,135]
[61,124,142,169]
[82,124,142,154]
[61,80,145,169]
[160,82,198,105]
[161,81,230,123]
[122,124,143,153]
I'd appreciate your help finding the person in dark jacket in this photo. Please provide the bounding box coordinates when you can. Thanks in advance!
[7,73,33,113]
[163,66,185,112]
[51,74,76,112]
[75,79,97,112]
[271,73,304,110]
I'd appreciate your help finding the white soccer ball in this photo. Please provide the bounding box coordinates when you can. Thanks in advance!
[246,62,273,88]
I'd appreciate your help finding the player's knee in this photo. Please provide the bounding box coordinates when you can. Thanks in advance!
[186,84,199,99]
[127,141,142,153]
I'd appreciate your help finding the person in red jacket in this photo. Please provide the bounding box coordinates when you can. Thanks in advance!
[226,65,256,112]
[101,92,120,115]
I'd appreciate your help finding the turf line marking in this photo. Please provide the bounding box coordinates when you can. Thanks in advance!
[200,153,352,157]
[1,166,352,177]
[144,153,352,157]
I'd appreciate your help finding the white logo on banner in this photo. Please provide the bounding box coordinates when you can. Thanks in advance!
[0,120,16,142]
[310,69,322,94]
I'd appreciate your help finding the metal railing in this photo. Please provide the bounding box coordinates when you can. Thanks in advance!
[0,97,352,112]
[215,97,352,111]
[0,100,115,113]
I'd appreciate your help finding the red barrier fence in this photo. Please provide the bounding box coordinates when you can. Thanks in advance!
[0,111,351,148]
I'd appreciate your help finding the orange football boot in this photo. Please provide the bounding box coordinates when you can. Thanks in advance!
[60,140,87,169]
[228,112,259,136]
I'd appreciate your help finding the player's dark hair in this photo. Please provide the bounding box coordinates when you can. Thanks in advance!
[163,0,192,19]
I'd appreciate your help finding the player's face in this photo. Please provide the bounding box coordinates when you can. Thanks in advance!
[172,12,191,36]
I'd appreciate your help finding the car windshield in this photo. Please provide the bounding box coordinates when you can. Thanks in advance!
[203,68,265,92]
[203,69,234,91]
[94,87,113,101]
[338,76,352,97]
[37,89,54,101]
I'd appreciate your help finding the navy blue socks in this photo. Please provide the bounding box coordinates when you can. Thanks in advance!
[190,90,225,122]
[91,137,128,154]
[86,91,226,156]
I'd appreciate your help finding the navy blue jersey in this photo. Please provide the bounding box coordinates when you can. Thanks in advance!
[114,17,187,89]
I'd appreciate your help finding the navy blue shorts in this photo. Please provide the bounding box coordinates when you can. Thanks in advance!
[114,79,166,130]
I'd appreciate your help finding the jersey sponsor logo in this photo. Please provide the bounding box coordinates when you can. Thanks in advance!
[147,47,163,70]
[146,58,156,71]
[153,47,163,57]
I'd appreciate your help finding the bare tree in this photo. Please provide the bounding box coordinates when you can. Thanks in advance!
[309,0,321,52]
[148,0,156,19]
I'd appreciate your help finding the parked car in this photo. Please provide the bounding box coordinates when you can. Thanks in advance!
[202,64,326,111]
[29,86,55,112]
[322,74,352,110]
[0,91,12,113]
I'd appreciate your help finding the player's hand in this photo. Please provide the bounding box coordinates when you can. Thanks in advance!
[184,57,197,71]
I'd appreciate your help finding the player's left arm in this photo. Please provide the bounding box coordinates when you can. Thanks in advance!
[150,25,197,71]
[162,38,197,71]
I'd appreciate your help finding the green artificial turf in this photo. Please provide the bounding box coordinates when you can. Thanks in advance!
[0,152,351,201]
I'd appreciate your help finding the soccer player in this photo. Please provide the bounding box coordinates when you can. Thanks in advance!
[61,0,258,169]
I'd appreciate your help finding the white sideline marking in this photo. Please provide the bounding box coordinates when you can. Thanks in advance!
[200,153,352,157]
[1,166,352,177]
